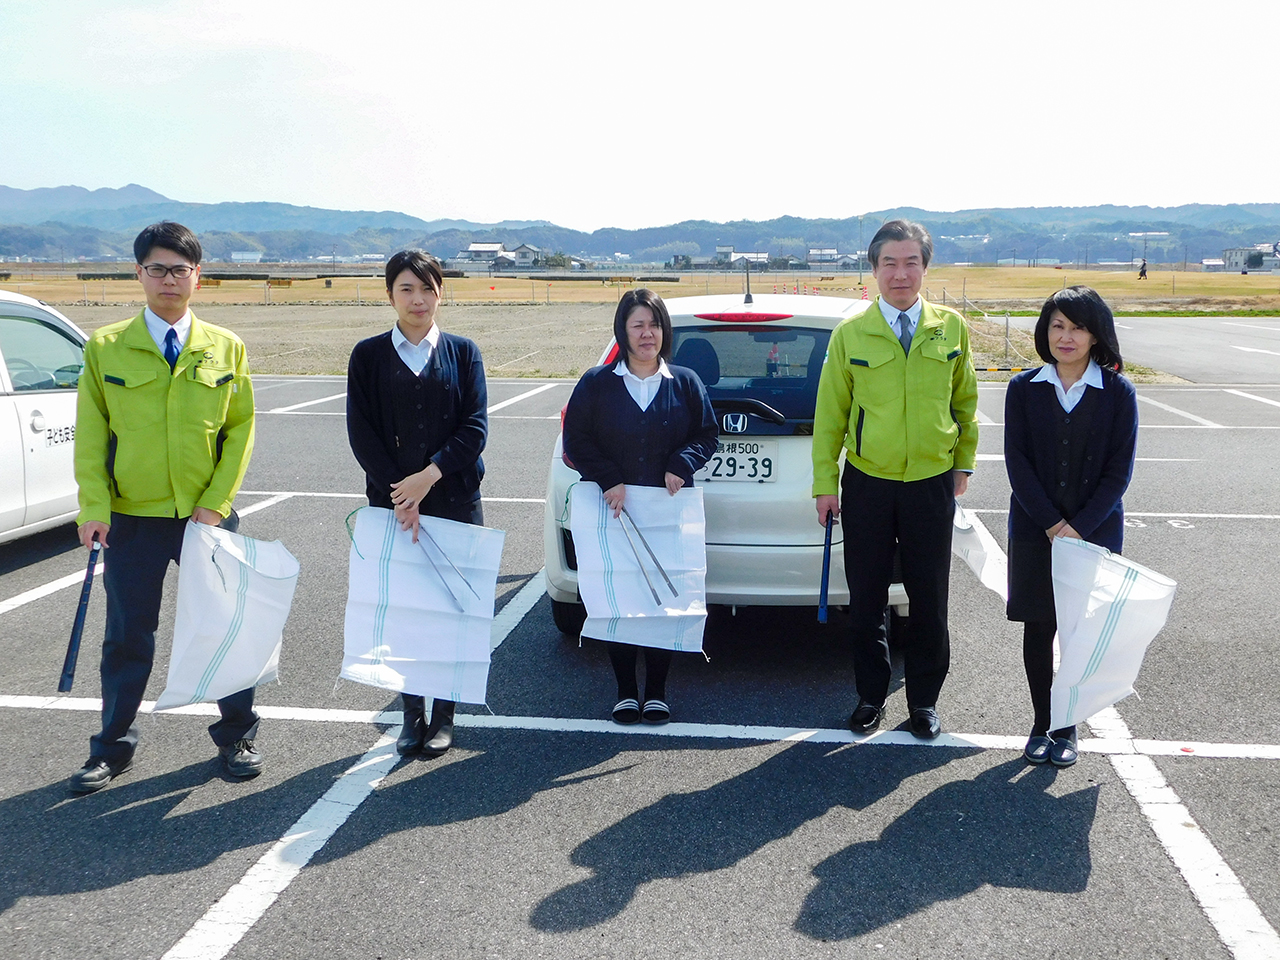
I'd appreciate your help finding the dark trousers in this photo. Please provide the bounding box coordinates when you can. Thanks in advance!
[93,512,258,764]
[401,499,483,720]
[1022,620,1075,738]
[841,466,955,709]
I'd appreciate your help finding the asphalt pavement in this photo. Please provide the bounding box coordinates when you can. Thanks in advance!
[2,356,1279,960]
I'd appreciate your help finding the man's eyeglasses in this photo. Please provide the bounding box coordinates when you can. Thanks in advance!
[141,263,195,279]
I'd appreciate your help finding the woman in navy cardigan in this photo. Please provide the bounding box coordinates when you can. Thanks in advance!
[1004,286,1138,768]
[563,289,717,725]
[347,250,487,760]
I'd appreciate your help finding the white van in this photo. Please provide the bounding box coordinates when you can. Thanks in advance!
[0,288,88,544]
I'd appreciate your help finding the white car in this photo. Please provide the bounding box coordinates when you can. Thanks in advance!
[0,288,88,544]
[543,292,909,634]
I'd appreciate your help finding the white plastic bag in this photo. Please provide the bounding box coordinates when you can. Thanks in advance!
[1050,536,1177,730]
[342,506,505,705]
[570,482,707,652]
[155,521,300,710]
[951,504,1008,600]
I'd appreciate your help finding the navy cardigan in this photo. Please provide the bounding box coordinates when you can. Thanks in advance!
[1004,366,1138,552]
[346,330,487,512]
[563,360,718,490]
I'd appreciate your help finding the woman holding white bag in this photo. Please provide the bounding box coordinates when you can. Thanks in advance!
[1004,286,1138,768]
[563,289,717,725]
[346,250,487,758]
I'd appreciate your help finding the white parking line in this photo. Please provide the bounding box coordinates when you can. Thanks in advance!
[157,571,547,960]
[160,729,402,960]
[1229,345,1280,357]
[1221,322,1280,332]
[4,695,1279,758]
[1089,708,1280,960]
[0,565,104,617]
[1136,395,1224,427]
[487,383,561,413]
[1224,389,1280,410]
[267,392,347,413]
[966,509,1280,520]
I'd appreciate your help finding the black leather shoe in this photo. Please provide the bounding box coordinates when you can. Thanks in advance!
[1050,729,1079,768]
[219,739,263,778]
[396,715,425,755]
[422,700,455,758]
[1023,734,1054,764]
[848,700,884,734]
[69,756,133,794]
[908,706,942,740]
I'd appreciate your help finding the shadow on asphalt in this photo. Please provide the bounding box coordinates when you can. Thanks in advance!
[0,522,81,576]
[795,758,1098,940]
[0,756,355,913]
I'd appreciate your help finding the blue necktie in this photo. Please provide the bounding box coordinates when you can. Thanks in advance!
[897,311,913,355]
[164,327,181,371]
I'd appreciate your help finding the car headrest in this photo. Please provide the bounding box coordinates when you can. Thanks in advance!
[673,337,720,386]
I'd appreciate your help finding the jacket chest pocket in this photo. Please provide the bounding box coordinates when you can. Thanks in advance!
[102,369,165,430]
[918,339,961,387]
[187,365,234,426]
[848,343,900,406]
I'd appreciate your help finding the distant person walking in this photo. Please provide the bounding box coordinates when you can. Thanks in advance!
[70,221,259,793]
[1137,258,1148,280]
[1003,286,1138,767]
[812,219,979,740]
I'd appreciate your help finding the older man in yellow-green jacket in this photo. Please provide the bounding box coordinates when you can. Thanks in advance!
[69,221,258,794]
[813,219,978,741]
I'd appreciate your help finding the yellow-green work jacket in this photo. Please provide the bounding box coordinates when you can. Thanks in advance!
[75,311,255,525]
[812,298,978,494]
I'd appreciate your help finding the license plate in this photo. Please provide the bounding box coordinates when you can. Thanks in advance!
[696,440,777,482]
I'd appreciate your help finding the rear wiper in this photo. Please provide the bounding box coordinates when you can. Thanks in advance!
[710,398,787,425]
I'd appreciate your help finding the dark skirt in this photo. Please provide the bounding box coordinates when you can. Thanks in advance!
[1006,535,1056,623]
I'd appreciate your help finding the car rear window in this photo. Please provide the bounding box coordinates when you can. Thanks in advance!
[670,325,830,430]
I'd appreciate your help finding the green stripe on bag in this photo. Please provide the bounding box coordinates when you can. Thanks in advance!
[192,537,255,704]
[1065,563,1139,718]
[371,510,397,666]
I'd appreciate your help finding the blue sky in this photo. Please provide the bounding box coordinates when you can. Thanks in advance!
[2,0,1276,231]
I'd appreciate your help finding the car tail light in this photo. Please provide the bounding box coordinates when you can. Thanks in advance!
[693,312,794,322]
[603,343,620,363]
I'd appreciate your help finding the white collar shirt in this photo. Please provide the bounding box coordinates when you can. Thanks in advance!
[392,322,441,376]
[1032,358,1104,413]
[880,297,922,340]
[614,357,673,412]
[144,306,192,356]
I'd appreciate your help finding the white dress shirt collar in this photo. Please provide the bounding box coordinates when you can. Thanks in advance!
[392,322,441,376]
[1032,358,1103,413]
[143,306,192,355]
[614,357,672,412]
[879,297,922,337]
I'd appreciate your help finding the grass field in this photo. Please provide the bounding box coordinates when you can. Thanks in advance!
[5,265,1280,314]
[49,301,1177,384]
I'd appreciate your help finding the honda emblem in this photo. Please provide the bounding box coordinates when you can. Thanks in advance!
[723,413,748,434]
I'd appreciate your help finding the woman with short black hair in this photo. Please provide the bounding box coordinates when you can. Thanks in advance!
[346,250,487,758]
[563,289,717,725]
[1004,285,1138,767]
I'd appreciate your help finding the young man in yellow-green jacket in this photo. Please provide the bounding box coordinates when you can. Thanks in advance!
[70,221,258,793]
[813,219,978,741]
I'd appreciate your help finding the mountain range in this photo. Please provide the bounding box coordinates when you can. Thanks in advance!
[2,184,1277,265]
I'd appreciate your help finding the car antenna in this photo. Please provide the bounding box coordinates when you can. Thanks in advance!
[742,255,753,304]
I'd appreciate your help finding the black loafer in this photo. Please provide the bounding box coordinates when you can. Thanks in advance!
[219,739,264,778]
[908,706,942,740]
[1050,733,1079,768]
[69,756,133,794]
[848,700,884,734]
[1023,734,1054,765]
